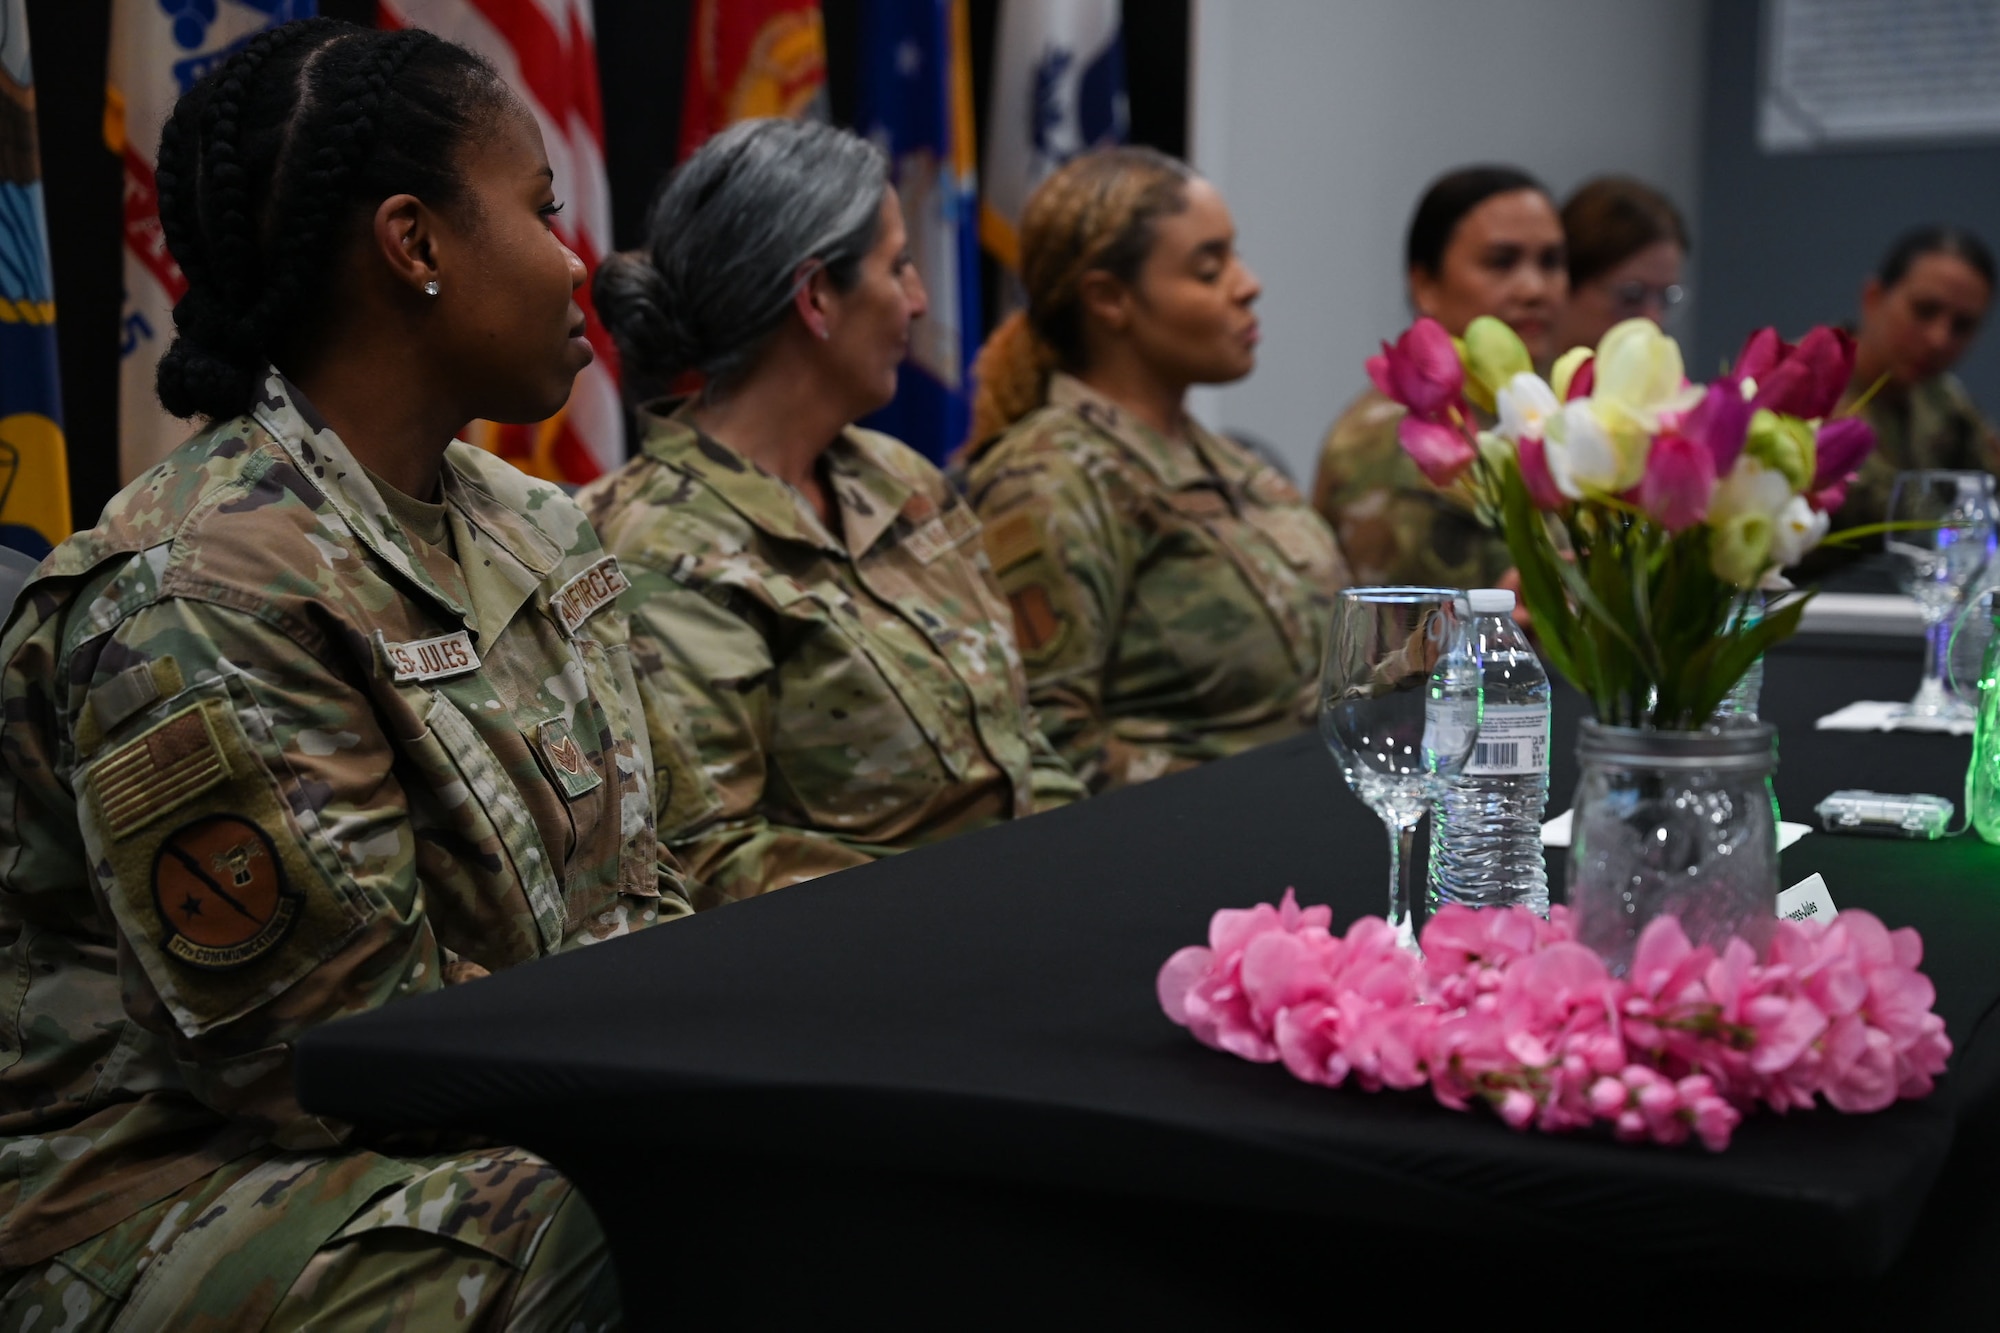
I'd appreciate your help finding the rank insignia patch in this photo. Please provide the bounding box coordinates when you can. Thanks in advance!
[151,815,301,970]
[536,717,603,799]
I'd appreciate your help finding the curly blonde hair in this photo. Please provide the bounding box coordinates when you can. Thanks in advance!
[964,146,1193,453]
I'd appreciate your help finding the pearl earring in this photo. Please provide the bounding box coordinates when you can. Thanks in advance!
[424,280,440,297]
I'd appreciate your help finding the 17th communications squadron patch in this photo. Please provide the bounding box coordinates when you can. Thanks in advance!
[151,814,302,970]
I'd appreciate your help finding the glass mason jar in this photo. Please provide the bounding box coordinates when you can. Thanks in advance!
[1568,720,1779,973]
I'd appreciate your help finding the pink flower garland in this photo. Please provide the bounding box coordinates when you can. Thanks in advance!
[1156,893,1951,1150]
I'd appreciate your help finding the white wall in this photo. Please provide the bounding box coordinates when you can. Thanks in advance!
[1187,0,1707,484]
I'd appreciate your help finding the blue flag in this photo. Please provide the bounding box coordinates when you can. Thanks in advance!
[0,0,69,556]
[857,0,981,465]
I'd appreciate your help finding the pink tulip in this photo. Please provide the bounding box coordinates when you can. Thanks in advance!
[1563,356,1595,401]
[1808,479,1850,513]
[1515,434,1567,510]
[1637,432,1716,531]
[1752,327,1856,419]
[1731,327,1792,384]
[1367,318,1464,416]
[1398,414,1477,486]
[1677,381,1754,474]
[1812,416,1876,488]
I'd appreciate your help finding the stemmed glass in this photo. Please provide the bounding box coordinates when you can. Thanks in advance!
[1886,470,1999,725]
[1319,588,1479,953]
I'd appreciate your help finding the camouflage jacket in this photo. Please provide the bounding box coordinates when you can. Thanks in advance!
[1312,387,1513,588]
[963,374,1348,793]
[1835,372,2000,537]
[579,408,1082,908]
[0,372,687,1269]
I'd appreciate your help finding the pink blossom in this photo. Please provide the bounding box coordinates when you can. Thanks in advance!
[1273,1001,1349,1087]
[1159,896,1948,1151]
[1497,1088,1538,1129]
[1638,432,1717,531]
[1398,415,1478,486]
[1367,318,1464,416]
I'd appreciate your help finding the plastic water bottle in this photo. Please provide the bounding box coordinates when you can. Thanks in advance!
[1430,588,1552,914]
[1970,609,2000,844]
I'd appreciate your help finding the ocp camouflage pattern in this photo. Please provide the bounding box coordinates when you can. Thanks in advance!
[579,408,1082,908]
[0,371,681,1321]
[964,374,1348,793]
[1312,387,1512,589]
[1835,372,2000,539]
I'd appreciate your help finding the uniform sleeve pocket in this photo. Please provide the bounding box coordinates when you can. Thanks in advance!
[78,684,371,1039]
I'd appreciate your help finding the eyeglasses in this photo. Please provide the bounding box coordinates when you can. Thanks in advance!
[1608,281,1687,319]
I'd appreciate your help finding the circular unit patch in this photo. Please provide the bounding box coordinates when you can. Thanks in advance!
[151,815,301,970]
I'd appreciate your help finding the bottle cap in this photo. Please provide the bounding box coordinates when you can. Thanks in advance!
[1467,588,1516,614]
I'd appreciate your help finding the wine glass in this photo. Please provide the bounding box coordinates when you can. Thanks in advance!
[1886,470,1999,725]
[1319,588,1479,953]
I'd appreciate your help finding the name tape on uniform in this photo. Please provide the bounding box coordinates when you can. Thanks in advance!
[554,557,630,636]
[386,630,481,683]
[904,516,970,566]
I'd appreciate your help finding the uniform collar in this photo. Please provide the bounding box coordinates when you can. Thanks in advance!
[641,406,914,562]
[1045,372,1246,491]
[250,370,555,636]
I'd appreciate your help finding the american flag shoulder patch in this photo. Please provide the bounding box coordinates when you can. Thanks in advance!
[92,703,234,841]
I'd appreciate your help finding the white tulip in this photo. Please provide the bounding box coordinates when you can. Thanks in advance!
[1542,399,1623,499]
[1768,494,1830,567]
[1496,372,1560,442]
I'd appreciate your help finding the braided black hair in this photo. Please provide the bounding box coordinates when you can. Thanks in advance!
[154,19,514,422]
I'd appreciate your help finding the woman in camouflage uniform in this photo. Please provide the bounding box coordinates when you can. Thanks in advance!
[0,22,683,1330]
[581,120,1081,909]
[961,148,1347,794]
[1835,225,1999,540]
[1312,165,1567,589]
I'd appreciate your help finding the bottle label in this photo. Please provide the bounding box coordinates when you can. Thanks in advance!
[1423,698,1479,763]
[1465,703,1550,775]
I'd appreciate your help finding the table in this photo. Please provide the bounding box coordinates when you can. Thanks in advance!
[297,635,2000,1330]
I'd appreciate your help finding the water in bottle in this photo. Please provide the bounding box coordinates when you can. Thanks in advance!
[1970,608,2000,844]
[1430,588,1552,914]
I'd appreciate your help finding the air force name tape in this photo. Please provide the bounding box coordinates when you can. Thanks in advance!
[553,557,630,636]
[385,630,481,683]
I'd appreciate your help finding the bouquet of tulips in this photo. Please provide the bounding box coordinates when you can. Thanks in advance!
[1369,315,1877,728]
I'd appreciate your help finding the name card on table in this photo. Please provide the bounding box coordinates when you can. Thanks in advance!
[1777,873,1839,924]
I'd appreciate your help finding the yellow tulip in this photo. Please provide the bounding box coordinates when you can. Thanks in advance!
[1592,318,1690,431]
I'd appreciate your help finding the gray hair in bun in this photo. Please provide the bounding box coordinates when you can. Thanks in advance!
[595,118,890,400]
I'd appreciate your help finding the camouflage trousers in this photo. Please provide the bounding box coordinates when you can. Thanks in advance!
[0,1145,621,1331]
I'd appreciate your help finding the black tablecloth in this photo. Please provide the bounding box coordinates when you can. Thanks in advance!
[298,634,2000,1330]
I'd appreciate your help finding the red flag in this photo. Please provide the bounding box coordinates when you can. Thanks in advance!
[379,0,622,484]
[678,0,826,161]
